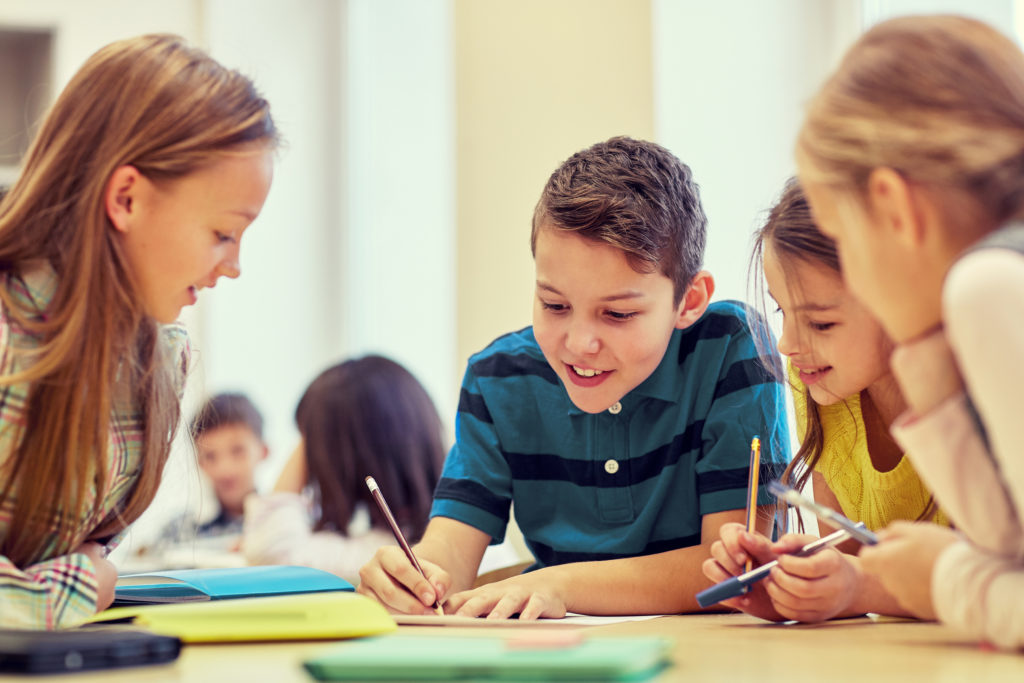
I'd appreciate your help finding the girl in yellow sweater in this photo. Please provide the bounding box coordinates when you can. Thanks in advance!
[703,179,947,622]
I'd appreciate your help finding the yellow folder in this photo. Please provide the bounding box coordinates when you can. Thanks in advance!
[87,591,396,643]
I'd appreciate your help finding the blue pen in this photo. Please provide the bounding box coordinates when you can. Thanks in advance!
[696,527,855,608]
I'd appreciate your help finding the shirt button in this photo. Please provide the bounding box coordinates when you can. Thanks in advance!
[608,402,622,414]
[604,459,619,474]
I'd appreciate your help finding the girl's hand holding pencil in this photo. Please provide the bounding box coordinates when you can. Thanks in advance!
[702,523,865,622]
[702,522,790,621]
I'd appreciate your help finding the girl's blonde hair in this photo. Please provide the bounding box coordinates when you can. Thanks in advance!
[0,34,277,566]
[798,15,1024,226]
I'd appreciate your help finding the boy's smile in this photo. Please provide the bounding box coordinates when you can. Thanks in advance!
[532,224,689,414]
[565,362,612,387]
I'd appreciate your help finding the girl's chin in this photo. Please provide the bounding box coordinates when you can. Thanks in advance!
[807,386,846,407]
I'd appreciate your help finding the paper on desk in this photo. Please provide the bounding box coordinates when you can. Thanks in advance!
[394,612,664,627]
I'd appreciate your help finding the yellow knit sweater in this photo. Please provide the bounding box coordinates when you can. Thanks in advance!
[792,377,949,532]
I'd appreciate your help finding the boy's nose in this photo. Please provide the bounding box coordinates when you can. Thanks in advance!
[565,319,600,356]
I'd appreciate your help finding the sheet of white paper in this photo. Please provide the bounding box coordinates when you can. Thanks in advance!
[394,613,665,627]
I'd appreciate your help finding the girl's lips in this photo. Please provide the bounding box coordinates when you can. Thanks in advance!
[798,366,832,385]
[564,363,613,388]
[187,286,198,305]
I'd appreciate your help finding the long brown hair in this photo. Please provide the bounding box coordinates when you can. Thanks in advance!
[0,34,277,566]
[797,15,1024,230]
[296,355,445,542]
[750,179,842,499]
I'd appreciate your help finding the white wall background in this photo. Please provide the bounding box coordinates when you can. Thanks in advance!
[652,0,862,306]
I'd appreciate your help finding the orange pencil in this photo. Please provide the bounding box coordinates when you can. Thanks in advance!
[744,437,761,573]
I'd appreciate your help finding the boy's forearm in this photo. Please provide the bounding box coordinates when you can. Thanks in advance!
[536,544,719,616]
[412,517,490,594]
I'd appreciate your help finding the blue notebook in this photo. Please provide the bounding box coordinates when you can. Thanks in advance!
[113,565,354,605]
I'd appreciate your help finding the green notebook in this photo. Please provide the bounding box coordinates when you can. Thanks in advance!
[303,634,671,681]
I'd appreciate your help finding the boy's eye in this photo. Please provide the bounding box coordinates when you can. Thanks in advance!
[214,231,237,244]
[541,301,567,312]
[809,321,836,332]
[606,310,638,321]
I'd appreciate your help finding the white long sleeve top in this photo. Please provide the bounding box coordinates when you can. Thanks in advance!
[890,245,1024,650]
[241,492,393,586]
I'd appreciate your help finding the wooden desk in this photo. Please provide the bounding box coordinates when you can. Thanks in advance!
[2,614,1022,682]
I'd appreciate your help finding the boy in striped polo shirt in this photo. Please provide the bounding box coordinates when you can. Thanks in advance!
[358,137,790,618]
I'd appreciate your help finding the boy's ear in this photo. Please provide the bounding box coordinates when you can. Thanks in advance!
[674,270,714,329]
[105,165,143,234]
[866,167,925,247]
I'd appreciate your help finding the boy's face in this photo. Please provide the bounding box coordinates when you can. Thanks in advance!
[533,224,688,414]
[195,423,268,514]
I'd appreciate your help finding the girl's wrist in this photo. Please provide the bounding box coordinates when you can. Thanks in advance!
[841,554,871,618]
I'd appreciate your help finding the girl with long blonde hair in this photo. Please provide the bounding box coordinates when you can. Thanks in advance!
[797,15,1024,649]
[0,34,276,628]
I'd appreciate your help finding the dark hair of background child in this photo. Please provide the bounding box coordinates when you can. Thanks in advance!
[297,355,445,542]
[190,393,265,442]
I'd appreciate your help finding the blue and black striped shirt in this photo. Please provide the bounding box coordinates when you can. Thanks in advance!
[432,300,790,568]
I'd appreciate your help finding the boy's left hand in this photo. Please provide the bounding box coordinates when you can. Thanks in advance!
[859,521,961,620]
[444,572,567,620]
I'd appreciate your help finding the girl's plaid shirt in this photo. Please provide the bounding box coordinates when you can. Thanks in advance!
[0,267,189,628]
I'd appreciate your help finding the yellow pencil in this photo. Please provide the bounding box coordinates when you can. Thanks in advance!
[745,437,761,573]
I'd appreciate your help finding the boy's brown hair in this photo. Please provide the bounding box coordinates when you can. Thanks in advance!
[530,136,707,304]
[190,393,265,442]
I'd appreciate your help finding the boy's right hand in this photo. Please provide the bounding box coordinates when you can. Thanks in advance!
[702,522,787,622]
[357,545,451,615]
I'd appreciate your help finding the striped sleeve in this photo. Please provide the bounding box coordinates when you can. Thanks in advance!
[431,361,513,542]
[694,305,790,514]
[0,551,99,629]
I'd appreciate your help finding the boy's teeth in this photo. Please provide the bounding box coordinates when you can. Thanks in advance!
[572,366,603,377]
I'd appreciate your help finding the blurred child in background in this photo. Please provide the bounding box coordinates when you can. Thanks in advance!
[154,393,268,552]
[242,355,444,585]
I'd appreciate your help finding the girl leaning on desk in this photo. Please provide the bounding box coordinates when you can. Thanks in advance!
[0,33,277,629]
